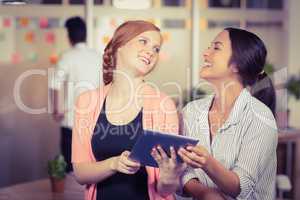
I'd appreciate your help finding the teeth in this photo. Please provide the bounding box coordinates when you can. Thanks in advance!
[141,57,150,65]
[203,62,212,67]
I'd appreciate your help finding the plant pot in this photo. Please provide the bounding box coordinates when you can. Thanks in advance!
[50,177,65,193]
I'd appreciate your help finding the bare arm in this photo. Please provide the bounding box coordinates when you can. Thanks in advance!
[204,155,240,197]
[73,157,116,185]
[73,151,141,185]
[184,179,226,200]
[178,146,240,197]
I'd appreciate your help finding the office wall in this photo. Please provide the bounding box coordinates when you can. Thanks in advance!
[0,61,60,187]
[287,0,300,128]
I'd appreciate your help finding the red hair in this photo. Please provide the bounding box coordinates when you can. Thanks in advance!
[103,20,160,85]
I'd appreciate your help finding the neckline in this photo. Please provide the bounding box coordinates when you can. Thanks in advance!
[102,98,143,127]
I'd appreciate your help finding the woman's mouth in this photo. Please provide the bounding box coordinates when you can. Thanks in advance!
[139,56,151,65]
[203,62,212,67]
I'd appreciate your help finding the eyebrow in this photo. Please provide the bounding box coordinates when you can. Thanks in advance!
[139,36,149,41]
[212,41,224,46]
[139,36,161,47]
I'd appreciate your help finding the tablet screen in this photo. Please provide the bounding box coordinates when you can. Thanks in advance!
[129,130,199,168]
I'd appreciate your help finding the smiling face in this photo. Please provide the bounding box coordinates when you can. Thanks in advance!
[116,30,162,77]
[200,30,239,84]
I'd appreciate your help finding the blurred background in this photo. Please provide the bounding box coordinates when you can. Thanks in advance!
[0,0,299,199]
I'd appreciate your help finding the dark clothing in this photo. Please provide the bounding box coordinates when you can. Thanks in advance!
[60,127,73,172]
[91,99,149,200]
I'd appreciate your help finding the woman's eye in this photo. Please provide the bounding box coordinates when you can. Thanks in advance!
[213,45,221,50]
[154,47,160,53]
[139,39,147,45]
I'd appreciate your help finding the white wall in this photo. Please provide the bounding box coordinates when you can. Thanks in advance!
[287,0,300,128]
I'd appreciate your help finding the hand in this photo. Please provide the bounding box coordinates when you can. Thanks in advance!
[110,151,141,174]
[52,112,64,122]
[178,145,212,169]
[151,145,187,184]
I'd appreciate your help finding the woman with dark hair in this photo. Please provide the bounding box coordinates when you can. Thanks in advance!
[178,28,278,200]
[72,20,185,200]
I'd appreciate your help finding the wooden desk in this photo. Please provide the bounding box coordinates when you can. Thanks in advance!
[0,174,84,200]
[278,129,300,200]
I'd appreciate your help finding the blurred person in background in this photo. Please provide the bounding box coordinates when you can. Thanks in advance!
[178,28,277,200]
[49,16,102,172]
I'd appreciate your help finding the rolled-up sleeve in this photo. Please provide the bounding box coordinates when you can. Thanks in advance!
[181,167,198,186]
[232,117,278,199]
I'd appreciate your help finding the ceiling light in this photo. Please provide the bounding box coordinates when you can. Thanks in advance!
[1,0,27,5]
[113,0,151,10]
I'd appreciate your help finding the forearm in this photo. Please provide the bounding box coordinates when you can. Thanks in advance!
[73,157,117,185]
[205,158,240,197]
[184,178,225,200]
[157,176,180,197]
[184,178,208,197]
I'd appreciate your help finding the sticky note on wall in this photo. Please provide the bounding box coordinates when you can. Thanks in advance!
[27,52,38,61]
[39,17,49,29]
[18,17,30,28]
[45,32,55,44]
[49,53,58,64]
[25,31,35,43]
[11,52,22,64]
[3,18,12,28]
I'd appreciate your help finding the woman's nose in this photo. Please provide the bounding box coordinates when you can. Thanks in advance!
[145,48,154,57]
[203,48,210,58]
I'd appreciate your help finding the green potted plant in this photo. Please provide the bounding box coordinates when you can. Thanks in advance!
[182,87,207,107]
[264,62,275,75]
[48,154,67,193]
[285,74,300,126]
[286,75,300,100]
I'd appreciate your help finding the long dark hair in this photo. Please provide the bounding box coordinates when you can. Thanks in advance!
[225,27,276,115]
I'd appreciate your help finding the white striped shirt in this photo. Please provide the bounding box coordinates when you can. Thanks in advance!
[181,88,278,200]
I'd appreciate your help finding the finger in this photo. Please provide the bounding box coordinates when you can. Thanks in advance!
[170,146,177,161]
[180,153,202,168]
[122,158,141,168]
[178,148,202,168]
[121,151,141,167]
[151,148,162,163]
[181,148,202,161]
[180,162,188,171]
[126,165,141,174]
[177,162,188,173]
[187,146,207,156]
[118,162,133,173]
[157,145,168,159]
[119,163,139,174]
[122,150,131,157]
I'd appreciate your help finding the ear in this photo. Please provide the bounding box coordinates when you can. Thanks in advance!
[229,63,239,73]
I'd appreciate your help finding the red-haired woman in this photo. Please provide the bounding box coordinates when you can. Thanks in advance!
[72,20,185,200]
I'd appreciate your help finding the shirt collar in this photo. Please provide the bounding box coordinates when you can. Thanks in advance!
[194,88,251,131]
[220,88,251,130]
[74,42,87,49]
